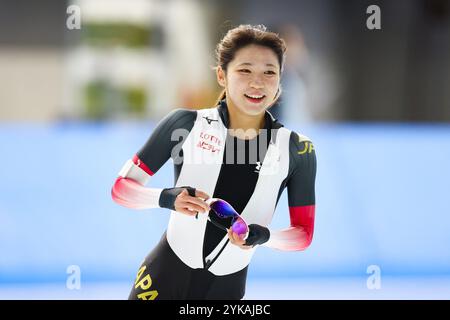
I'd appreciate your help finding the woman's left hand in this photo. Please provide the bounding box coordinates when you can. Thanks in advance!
[227,228,252,250]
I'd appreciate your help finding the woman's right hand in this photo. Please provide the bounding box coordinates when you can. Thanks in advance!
[174,188,211,216]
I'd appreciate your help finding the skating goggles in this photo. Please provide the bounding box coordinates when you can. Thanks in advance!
[205,198,249,238]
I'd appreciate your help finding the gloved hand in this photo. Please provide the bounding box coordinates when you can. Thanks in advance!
[159,186,210,217]
[244,224,270,247]
[159,186,196,210]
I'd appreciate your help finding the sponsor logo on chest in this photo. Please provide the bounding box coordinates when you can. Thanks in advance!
[196,131,223,153]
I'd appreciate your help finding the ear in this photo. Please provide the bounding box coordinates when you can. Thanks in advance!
[216,66,226,88]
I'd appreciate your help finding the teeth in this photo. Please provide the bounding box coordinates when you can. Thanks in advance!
[246,94,264,99]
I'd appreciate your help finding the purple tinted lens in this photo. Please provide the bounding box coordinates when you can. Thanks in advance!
[210,200,238,218]
[231,218,248,236]
[210,199,248,236]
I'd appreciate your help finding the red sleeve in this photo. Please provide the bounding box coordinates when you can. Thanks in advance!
[264,132,317,251]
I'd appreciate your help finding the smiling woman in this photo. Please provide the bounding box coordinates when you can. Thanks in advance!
[111,24,316,300]
[215,25,285,117]
[217,44,280,117]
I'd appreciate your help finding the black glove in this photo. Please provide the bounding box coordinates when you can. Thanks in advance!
[244,224,270,246]
[158,186,196,210]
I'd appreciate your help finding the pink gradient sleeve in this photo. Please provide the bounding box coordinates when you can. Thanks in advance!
[111,155,163,210]
[111,177,162,210]
[264,205,315,251]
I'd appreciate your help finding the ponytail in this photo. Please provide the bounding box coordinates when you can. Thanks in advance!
[215,89,226,105]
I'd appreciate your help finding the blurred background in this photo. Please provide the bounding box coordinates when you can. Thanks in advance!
[0,0,449,299]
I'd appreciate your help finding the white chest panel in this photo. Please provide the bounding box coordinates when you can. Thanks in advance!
[166,107,292,275]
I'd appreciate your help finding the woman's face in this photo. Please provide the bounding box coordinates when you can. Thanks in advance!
[217,44,281,116]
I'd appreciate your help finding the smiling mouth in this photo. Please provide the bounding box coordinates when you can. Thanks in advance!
[244,93,266,103]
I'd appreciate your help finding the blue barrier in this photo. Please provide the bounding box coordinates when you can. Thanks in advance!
[1,121,449,283]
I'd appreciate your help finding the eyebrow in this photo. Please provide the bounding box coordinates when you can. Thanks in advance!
[237,62,277,68]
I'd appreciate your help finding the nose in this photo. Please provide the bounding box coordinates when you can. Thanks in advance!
[249,76,264,89]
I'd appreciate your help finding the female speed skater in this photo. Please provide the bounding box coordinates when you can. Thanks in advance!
[111,24,317,300]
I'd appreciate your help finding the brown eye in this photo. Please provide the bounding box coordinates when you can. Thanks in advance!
[239,69,251,73]
[265,70,276,75]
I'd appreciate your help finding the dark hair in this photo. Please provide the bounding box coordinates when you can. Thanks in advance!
[215,24,287,105]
